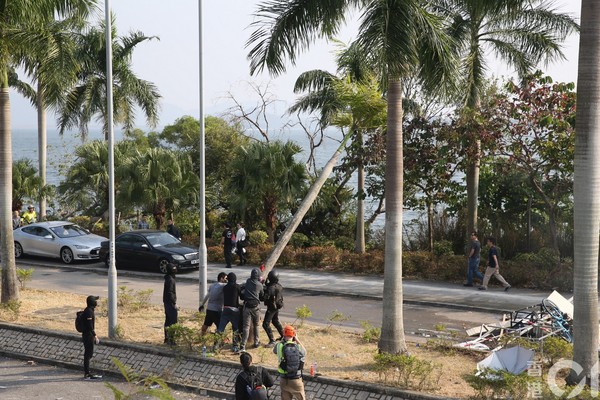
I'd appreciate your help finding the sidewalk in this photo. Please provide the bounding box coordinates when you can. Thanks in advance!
[187,262,557,314]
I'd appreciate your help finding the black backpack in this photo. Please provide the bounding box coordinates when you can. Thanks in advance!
[274,288,284,310]
[75,310,85,333]
[241,367,268,400]
[279,342,303,378]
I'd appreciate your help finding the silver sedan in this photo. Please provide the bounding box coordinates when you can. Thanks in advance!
[14,221,107,264]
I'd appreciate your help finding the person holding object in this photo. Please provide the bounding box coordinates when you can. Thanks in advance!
[163,263,178,344]
[479,237,511,291]
[82,295,102,380]
[199,272,227,335]
[273,325,306,400]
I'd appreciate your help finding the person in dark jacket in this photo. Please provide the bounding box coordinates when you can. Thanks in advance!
[222,223,234,268]
[234,351,274,400]
[166,218,181,240]
[216,272,242,352]
[163,263,178,344]
[240,268,264,351]
[263,270,284,345]
[82,295,102,380]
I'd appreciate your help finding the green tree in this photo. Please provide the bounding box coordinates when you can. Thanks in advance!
[57,14,160,139]
[118,147,199,229]
[440,0,578,242]
[228,140,307,243]
[571,0,599,384]
[0,0,96,304]
[247,0,457,354]
[12,159,53,213]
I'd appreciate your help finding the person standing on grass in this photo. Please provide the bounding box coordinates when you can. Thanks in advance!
[263,269,284,345]
[222,223,234,268]
[274,325,306,400]
[240,268,264,351]
[479,237,511,292]
[464,231,484,287]
[163,263,178,344]
[82,295,102,380]
[199,272,227,335]
[216,272,243,352]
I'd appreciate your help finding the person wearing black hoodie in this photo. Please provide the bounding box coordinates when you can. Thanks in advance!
[240,268,264,351]
[163,263,178,345]
[234,351,274,400]
[82,295,102,380]
[216,272,242,352]
[263,270,285,346]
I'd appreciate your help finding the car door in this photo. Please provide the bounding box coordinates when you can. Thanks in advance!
[36,227,60,257]
[128,235,156,269]
[114,234,134,267]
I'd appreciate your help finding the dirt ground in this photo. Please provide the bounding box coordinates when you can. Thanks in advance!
[0,288,485,399]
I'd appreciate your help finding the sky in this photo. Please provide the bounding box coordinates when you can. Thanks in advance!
[10,0,582,131]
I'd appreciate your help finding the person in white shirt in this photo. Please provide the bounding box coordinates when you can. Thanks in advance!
[236,223,247,266]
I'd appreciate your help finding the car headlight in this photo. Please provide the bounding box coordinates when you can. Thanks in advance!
[74,245,90,249]
[171,255,185,261]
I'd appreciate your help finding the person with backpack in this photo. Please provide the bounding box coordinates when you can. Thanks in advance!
[235,352,274,400]
[273,325,306,400]
[263,270,284,346]
[215,272,243,352]
[240,268,264,351]
[163,263,178,345]
[81,295,102,380]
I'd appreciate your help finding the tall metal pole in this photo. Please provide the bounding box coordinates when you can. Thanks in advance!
[198,0,208,303]
[105,0,118,338]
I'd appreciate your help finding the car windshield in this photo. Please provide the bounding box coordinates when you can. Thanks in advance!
[50,224,88,238]
[144,232,180,247]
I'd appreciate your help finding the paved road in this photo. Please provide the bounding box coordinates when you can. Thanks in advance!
[0,356,219,400]
[17,257,559,336]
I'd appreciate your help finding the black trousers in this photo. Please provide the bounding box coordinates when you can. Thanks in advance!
[236,241,246,264]
[224,246,233,267]
[262,307,284,341]
[164,302,178,343]
[83,334,94,376]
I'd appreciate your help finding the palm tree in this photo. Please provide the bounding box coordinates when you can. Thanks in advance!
[571,0,600,385]
[228,140,307,243]
[0,0,96,304]
[247,0,457,353]
[12,159,52,212]
[57,14,160,139]
[438,0,578,241]
[118,147,199,230]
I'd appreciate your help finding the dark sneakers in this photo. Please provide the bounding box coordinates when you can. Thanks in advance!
[463,283,474,287]
[504,286,512,292]
[478,286,487,291]
[84,374,102,380]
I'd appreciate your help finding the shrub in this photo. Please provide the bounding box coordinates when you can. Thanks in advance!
[432,240,454,257]
[289,233,310,248]
[334,236,355,251]
[207,245,222,263]
[117,286,154,312]
[294,305,312,327]
[372,352,441,391]
[465,369,533,399]
[295,246,339,268]
[360,321,381,343]
[277,246,297,267]
[16,268,34,289]
[248,230,268,246]
[0,300,21,320]
[542,336,573,367]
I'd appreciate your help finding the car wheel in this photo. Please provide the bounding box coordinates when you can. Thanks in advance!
[158,258,171,274]
[60,247,74,264]
[14,242,23,259]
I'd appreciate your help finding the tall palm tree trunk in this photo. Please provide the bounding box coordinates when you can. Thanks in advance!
[0,84,19,303]
[355,141,366,253]
[571,0,600,383]
[465,141,480,246]
[37,84,47,219]
[378,78,407,354]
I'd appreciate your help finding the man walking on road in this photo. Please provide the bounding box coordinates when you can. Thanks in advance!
[163,263,178,344]
[82,295,102,380]
[479,237,511,291]
[464,232,483,287]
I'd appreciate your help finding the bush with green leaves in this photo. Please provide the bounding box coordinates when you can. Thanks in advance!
[289,232,310,248]
[117,286,154,312]
[294,304,312,327]
[324,310,350,332]
[0,300,21,320]
[360,321,381,343]
[372,352,441,391]
[248,230,268,246]
[16,268,34,289]
[541,336,573,367]
[432,240,454,257]
[106,357,175,399]
[465,369,533,399]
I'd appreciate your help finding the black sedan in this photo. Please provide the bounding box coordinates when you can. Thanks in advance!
[99,230,199,273]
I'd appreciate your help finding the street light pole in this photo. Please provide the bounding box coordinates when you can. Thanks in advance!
[105,0,118,338]
[198,0,208,303]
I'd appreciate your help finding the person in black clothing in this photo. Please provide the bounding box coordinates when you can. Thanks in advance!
[222,223,234,268]
[166,218,181,240]
[163,263,178,344]
[82,295,102,380]
[216,272,242,352]
[234,351,274,400]
[263,270,284,346]
[240,268,264,351]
